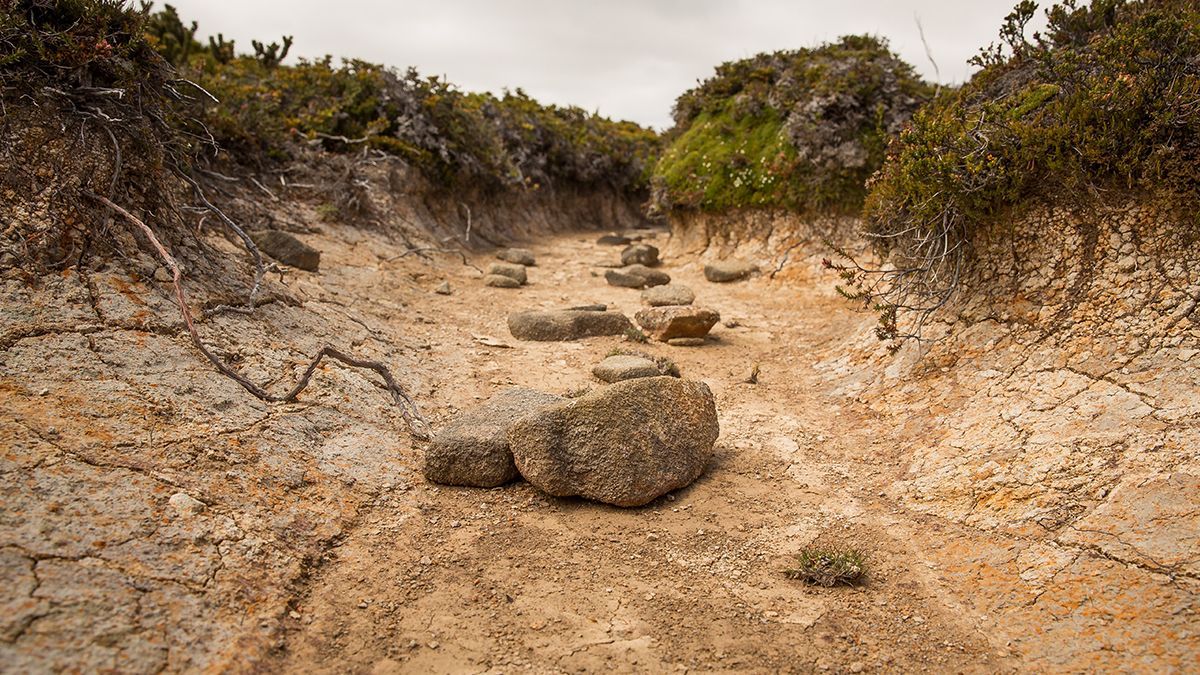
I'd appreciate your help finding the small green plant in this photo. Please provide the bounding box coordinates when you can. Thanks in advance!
[624,327,649,344]
[784,547,867,587]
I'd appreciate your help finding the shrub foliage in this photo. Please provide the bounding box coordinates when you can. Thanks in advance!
[847,0,1200,343]
[650,36,932,214]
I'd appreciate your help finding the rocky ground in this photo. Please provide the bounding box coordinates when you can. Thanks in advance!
[1,214,1197,673]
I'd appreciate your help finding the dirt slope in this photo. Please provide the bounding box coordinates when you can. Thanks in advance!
[2,214,1197,672]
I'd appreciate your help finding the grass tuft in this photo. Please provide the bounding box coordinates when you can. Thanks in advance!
[784,547,867,587]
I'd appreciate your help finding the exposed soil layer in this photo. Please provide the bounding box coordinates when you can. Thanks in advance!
[1,207,1197,672]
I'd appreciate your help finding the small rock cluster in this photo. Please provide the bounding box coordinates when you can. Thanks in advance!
[424,377,718,507]
[483,248,537,288]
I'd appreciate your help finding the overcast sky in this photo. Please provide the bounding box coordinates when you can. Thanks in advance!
[168,1,1046,130]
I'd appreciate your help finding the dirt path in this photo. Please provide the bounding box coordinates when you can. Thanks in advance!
[271,230,1014,673]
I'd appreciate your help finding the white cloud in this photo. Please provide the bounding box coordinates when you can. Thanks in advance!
[166,0,1045,129]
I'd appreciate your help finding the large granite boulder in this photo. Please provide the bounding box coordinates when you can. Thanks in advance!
[424,388,564,487]
[509,377,719,506]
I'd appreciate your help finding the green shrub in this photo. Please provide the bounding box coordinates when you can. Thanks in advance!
[651,36,932,214]
[852,0,1200,343]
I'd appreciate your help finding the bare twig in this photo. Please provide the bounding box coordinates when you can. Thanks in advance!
[458,201,472,244]
[915,14,942,98]
[85,193,430,440]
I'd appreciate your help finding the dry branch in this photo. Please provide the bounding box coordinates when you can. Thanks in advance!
[85,192,431,440]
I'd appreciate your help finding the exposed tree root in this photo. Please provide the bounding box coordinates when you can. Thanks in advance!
[85,192,431,440]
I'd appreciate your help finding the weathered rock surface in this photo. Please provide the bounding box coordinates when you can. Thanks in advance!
[592,355,661,383]
[621,243,660,267]
[250,230,320,272]
[496,248,536,266]
[668,337,707,347]
[642,284,695,307]
[434,281,452,295]
[488,262,528,285]
[509,377,719,506]
[508,309,633,341]
[596,234,632,246]
[605,265,671,289]
[484,274,522,288]
[704,260,757,283]
[635,306,721,342]
[424,388,564,487]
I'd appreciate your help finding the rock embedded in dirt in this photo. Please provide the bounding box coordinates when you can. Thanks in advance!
[484,274,522,288]
[635,306,721,342]
[508,377,719,507]
[250,230,321,272]
[168,492,205,516]
[596,234,632,246]
[605,264,671,289]
[704,260,758,283]
[424,388,564,488]
[434,281,452,295]
[592,355,662,383]
[621,243,660,267]
[668,337,707,347]
[642,284,695,307]
[568,304,607,312]
[496,248,536,266]
[488,262,528,285]
[508,309,633,341]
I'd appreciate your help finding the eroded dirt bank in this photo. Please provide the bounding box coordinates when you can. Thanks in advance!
[2,203,1198,672]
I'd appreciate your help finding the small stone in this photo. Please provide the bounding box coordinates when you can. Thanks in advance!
[250,230,321,272]
[621,243,660,267]
[496,248,536,266]
[668,337,706,347]
[428,641,440,650]
[487,262,527,285]
[424,388,564,487]
[642,284,695,307]
[849,662,864,673]
[484,274,522,288]
[635,306,720,341]
[597,234,632,246]
[450,520,461,528]
[593,355,661,383]
[508,309,633,341]
[605,265,670,289]
[704,260,757,283]
[434,281,452,295]
[168,492,205,516]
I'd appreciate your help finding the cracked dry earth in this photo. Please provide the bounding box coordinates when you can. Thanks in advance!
[2,222,1198,673]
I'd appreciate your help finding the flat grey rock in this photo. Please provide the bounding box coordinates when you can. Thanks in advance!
[496,248,536,266]
[424,388,564,487]
[484,274,522,288]
[642,284,695,307]
[621,243,660,267]
[488,262,528,284]
[508,309,633,341]
[592,355,661,383]
[704,260,757,283]
[250,230,320,272]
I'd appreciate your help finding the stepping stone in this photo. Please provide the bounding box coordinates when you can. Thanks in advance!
[704,260,757,282]
[597,234,632,246]
[424,388,564,488]
[509,377,719,507]
[250,230,320,272]
[484,274,521,288]
[642,284,694,307]
[488,262,527,285]
[605,265,670,289]
[621,243,660,267]
[508,309,633,341]
[635,306,720,342]
[592,355,661,383]
[496,248,536,266]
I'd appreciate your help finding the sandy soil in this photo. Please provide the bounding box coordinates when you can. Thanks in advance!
[3,221,1196,673]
